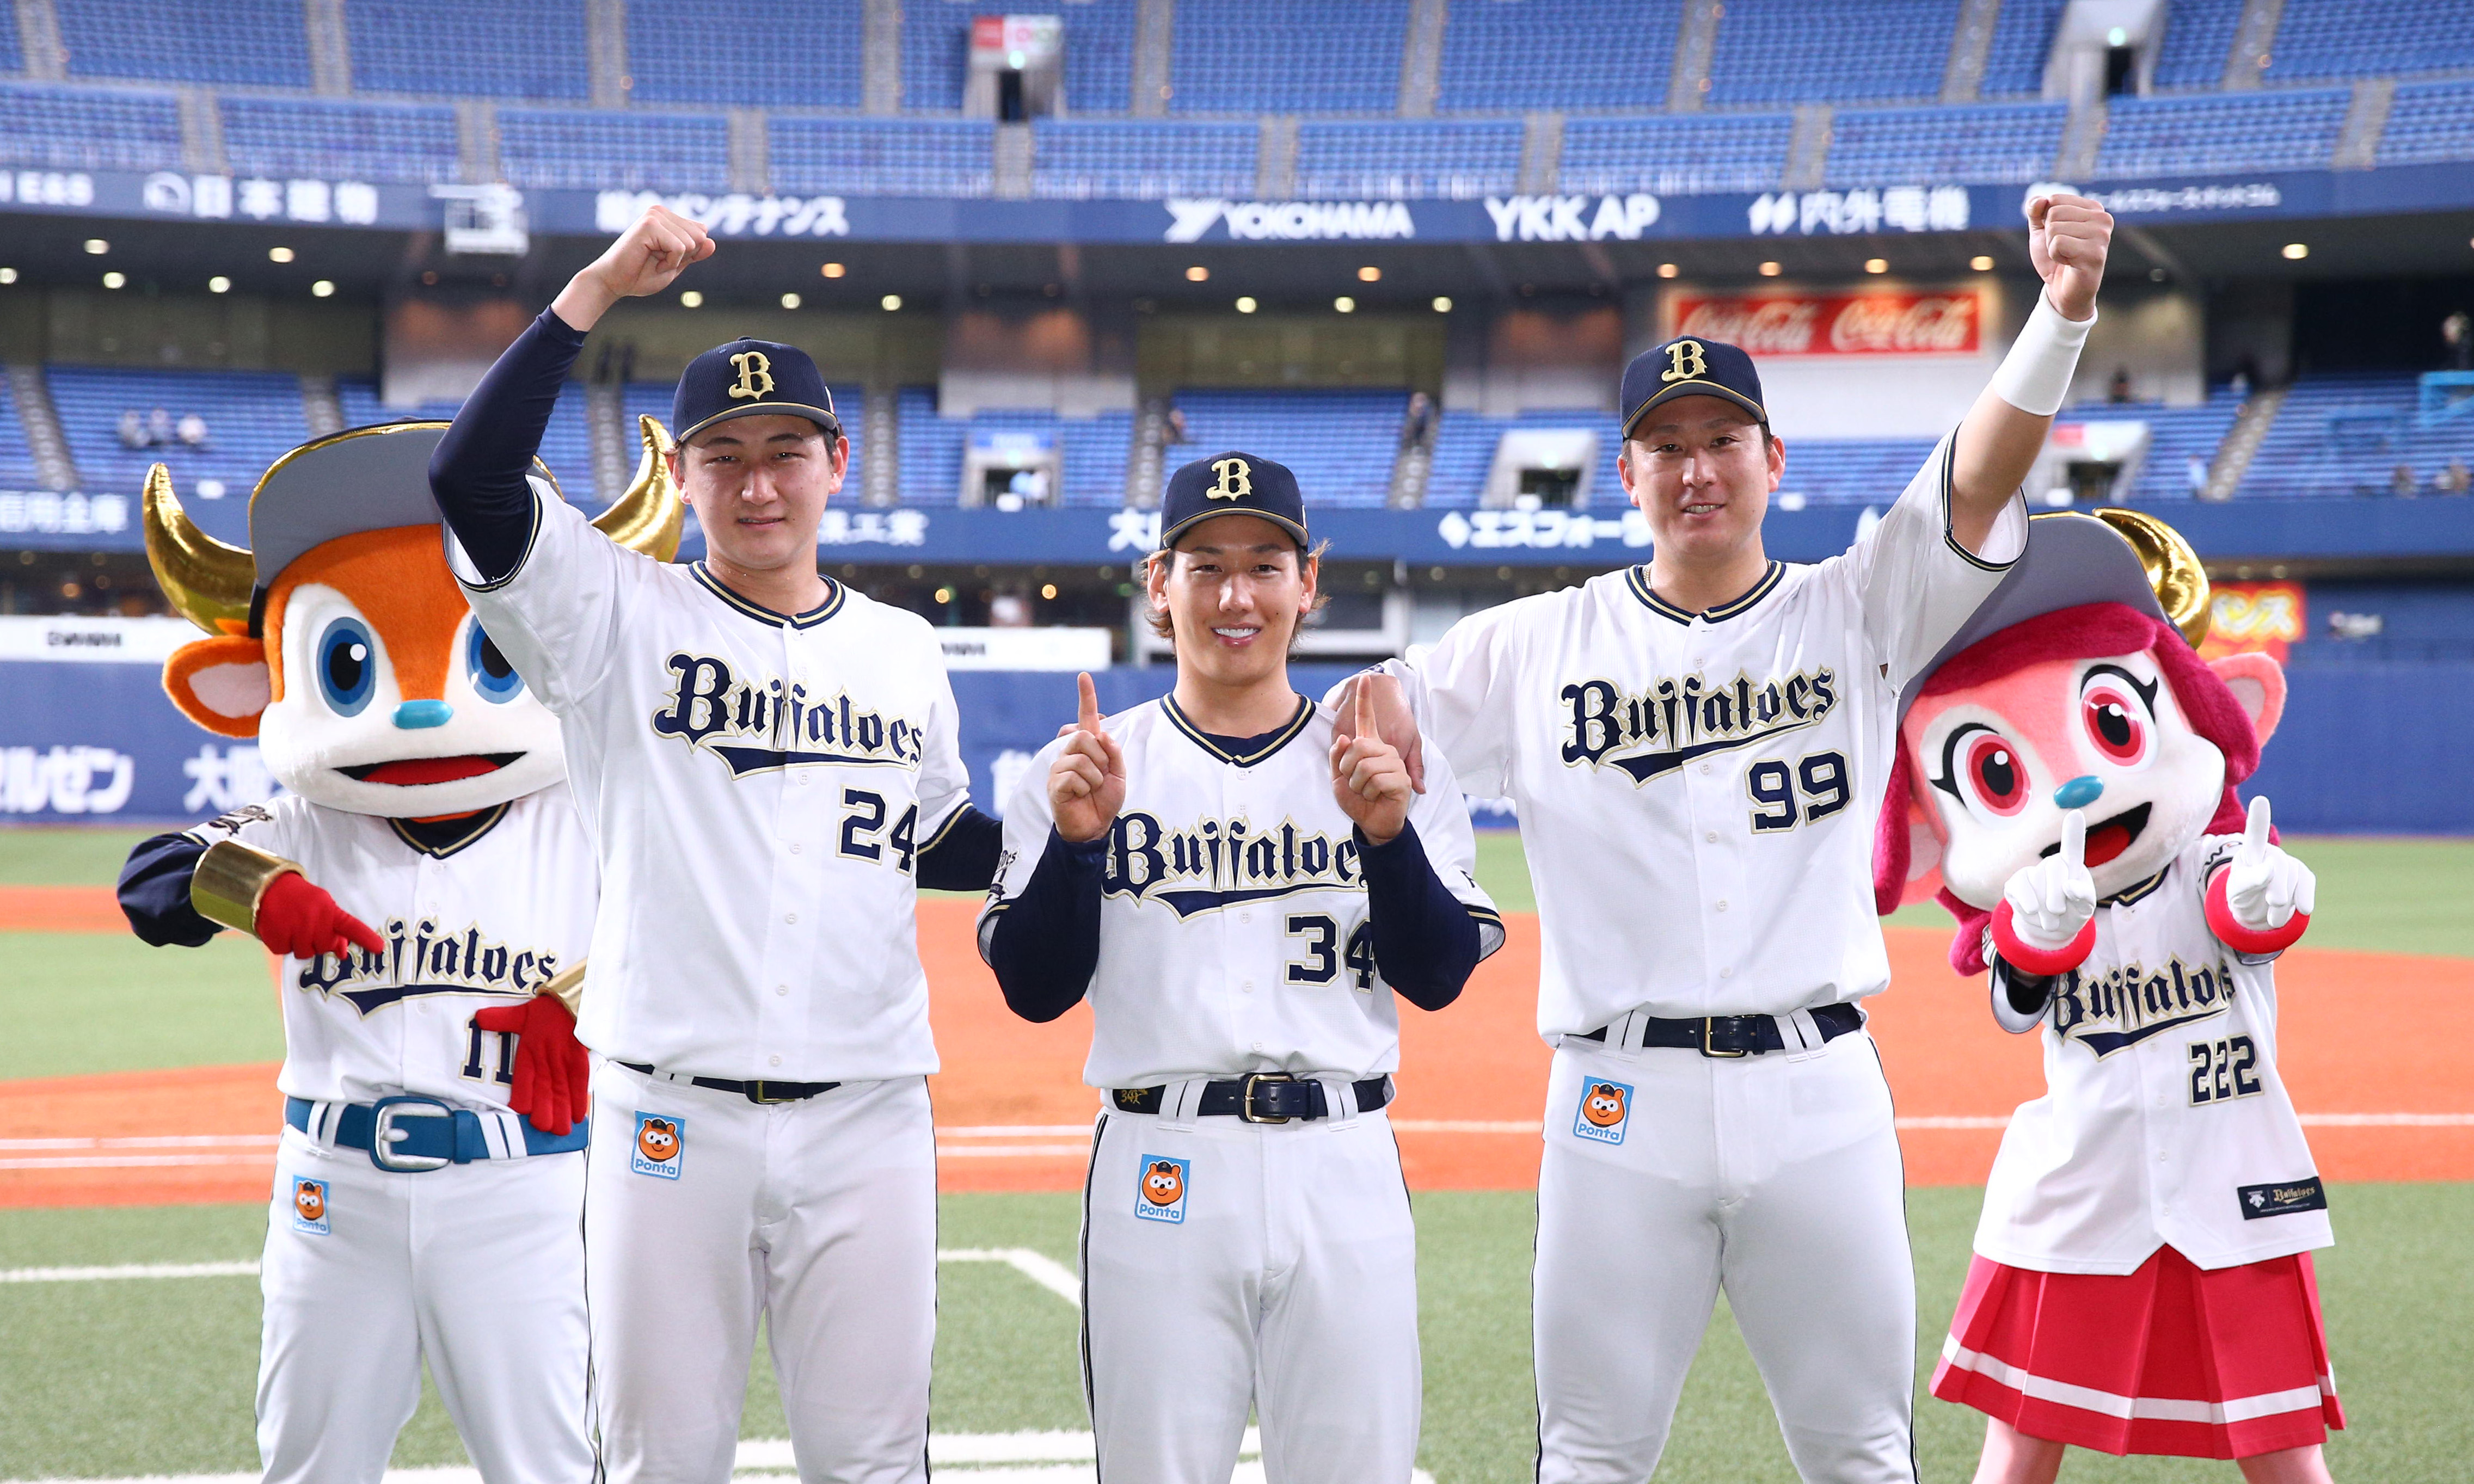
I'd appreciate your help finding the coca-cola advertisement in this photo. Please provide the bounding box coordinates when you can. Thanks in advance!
[1667,290,1984,356]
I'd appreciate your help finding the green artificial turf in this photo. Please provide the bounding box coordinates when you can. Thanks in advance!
[0,932,283,1081]
[0,826,156,886]
[2,1185,2465,1481]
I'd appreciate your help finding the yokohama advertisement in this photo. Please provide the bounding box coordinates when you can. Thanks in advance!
[1668,291,1984,355]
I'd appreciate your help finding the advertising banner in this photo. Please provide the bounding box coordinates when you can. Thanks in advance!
[1667,290,1984,356]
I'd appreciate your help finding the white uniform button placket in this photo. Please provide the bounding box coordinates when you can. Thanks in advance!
[776,984,790,997]
[785,912,797,925]
[770,1055,783,1068]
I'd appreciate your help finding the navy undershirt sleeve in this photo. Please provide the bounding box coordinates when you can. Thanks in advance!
[118,832,219,947]
[917,806,1004,892]
[985,829,1105,1023]
[1358,820,1482,1012]
[428,307,591,584]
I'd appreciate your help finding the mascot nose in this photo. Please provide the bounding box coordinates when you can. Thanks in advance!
[2053,775,2104,809]
[392,700,454,730]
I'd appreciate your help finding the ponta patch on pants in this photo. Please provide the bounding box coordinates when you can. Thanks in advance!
[632,1113,684,1179]
[1573,1079,1632,1144]
[1134,1154,1189,1222]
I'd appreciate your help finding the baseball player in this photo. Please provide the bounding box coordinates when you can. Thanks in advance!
[117,424,617,1484]
[1348,193,2116,1481]
[429,205,1002,1483]
[978,454,1502,1484]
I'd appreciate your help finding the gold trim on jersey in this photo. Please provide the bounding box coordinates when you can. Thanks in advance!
[2101,867,2171,909]
[1159,693,1315,767]
[388,803,512,860]
[690,563,846,630]
[1624,559,1784,626]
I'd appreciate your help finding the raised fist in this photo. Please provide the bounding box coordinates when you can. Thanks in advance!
[2027,192,2113,322]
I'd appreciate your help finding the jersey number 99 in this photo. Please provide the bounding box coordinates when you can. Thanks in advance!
[1746,749,1850,833]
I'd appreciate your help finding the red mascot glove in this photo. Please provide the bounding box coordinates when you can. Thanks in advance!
[471,994,592,1136]
[253,872,386,962]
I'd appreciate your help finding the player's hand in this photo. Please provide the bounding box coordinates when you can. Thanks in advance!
[554,205,716,331]
[2222,797,2315,931]
[1049,672,1126,843]
[472,995,592,1137]
[251,872,385,963]
[1336,672,1425,795]
[2027,192,2111,322]
[2002,810,2098,951]
[1330,679,1414,845]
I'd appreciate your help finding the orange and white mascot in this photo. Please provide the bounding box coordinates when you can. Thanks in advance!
[115,417,680,1484]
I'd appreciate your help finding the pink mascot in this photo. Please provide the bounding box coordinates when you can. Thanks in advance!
[1876,509,2342,1484]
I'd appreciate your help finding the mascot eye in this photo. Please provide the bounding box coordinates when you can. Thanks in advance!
[2082,684,2150,766]
[1962,731,2028,816]
[315,617,377,717]
[465,621,526,704]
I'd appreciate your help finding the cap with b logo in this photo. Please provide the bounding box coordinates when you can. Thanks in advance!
[1619,336,1768,438]
[1159,451,1310,550]
[673,337,842,444]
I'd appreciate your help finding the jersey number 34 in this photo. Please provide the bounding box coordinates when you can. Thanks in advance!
[1286,914,1377,991]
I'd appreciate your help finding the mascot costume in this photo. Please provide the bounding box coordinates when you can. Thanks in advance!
[115,417,680,1484]
[1875,509,2341,1481]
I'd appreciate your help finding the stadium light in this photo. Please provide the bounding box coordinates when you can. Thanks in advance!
[1758,262,1782,276]
[2282,242,2309,260]
[1334,296,1355,313]
[101,271,125,290]
[268,247,294,263]
[1432,296,1452,313]
[1184,265,1209,281]
[1358,266,1381,282]
[1970,255,1994,271]
[781,292,802,309]
[881,294,903,311]
[935,586,954,604]
[1864,258,1888,274]
[1235,296,1257,313]
[1656,263,1679,279]
[680,290,705,307]
[0,268,16,285]
[207,275,230,293]
[83,238,107,255]
[2107,26,2126,45]
[1040,583,1058,600]
[821,262,846,278]
[311,280,335,297]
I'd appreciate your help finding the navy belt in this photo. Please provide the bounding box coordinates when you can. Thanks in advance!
[1109,1074,1393,1124]
[615,1061,840,1105]
[285,1095,589,1172]
[1576,1002,1864,1058]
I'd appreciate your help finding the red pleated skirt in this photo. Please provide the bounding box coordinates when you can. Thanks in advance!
[1930,1245,2343,1460]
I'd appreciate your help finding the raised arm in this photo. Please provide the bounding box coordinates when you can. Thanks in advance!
[1948,193,2114,555]
[429,206,715,584]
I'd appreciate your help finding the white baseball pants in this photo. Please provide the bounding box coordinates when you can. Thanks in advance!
[258,1126,591,1484]
[1533,1033,1918,1484]
[585,1063,937,1484]
[1081,1098,1421,1484]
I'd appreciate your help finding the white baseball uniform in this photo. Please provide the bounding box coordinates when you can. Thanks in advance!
[979,694,1501,1484]
[1969,832,2332,1279]
[460,488,971,1483]
[139,790,598,1484]
[1378,433,2025,1483]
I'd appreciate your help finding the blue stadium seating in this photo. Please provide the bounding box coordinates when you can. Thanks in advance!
[336,376,605,500]
[0,4,19,75]
[900,1,973,115]
[901,0,1141,115]
[1705,0,1956,106]
[1774,438,1942,506]
[1056,0,1143,116]
[1433,0,1678,113]
[2376,79,2474,168]
[56,1,311,88]
[1557,113,1793,195]
[1977,0,2065,97]
[1824,102,2068,186]
[1164,389,1410,508]
[899,386,965,504]
[1294,120,1523,200]
[2074,389,2245,502]
[2092,89,2351,178]
[2150,0,2243,89]
[1033,120,1255,199]
[0,84,181,173]
[1169,0,1409,116]
[47,366,308,498]
[1421,408,1617,509]
[498,109,731,192]
[221,98,462,185]
[0,377,40,488]
[2239,372,2474,500]
[904,407,1134,507]
[2262,0,2474,83]
[347,0,591,101]
[622,379,865,498]
[625,0,865,108]
[770,118,992,196]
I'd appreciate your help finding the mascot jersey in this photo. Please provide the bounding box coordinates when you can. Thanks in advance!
[1978,828,2329,1276]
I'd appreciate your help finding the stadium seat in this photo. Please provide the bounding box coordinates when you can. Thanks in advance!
[1704,0,1956,107]
[625,0,866,108]
[335,377,601,500]
[2148,0,2246,89]
[2377,79,2474,168]
[1168,0,1410,116]
[0,84,182,173]
[2092,89,2352,178]
[1824,103,2069,187]
[2065,387,2245,502]
[2260,0,2474,84]
[221,98,462,186]
[1294,120,1524,201]
[498,109,732,192]
[1557,113,1794,195]
[903,0,1141,115]
[1163,389,1411,508]
[899,386,966,505]
[346,0,592,100]
[1976,0,2067,98]
[0,377,42,489]
[1033,120,1257,200]
[1421,409,1616,510]
[2239,372,2474,500]
[46,366,309,500]
[1433,0,1679,113]
[56,0,312,89]
[769,118,994,196]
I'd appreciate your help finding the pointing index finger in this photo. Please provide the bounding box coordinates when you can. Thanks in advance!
[2244,796,2272,856]
[1354,674,1375,742]
[2060,809,2086,871]
[1076,672,1100,734]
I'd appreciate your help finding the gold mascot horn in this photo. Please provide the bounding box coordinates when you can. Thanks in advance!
[591,415,685,562]
[2091,506,2211,647]
[143,463,256,635]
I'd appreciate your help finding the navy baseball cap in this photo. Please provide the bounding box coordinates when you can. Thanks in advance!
[673,338,840,444]
[1159,451,1310,550]
[1620,336,1768,439]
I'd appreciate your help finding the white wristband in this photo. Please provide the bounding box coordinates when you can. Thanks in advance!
[1989,291,2095,418]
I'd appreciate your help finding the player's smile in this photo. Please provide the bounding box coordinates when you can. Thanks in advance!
[1212,625,1262,646]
